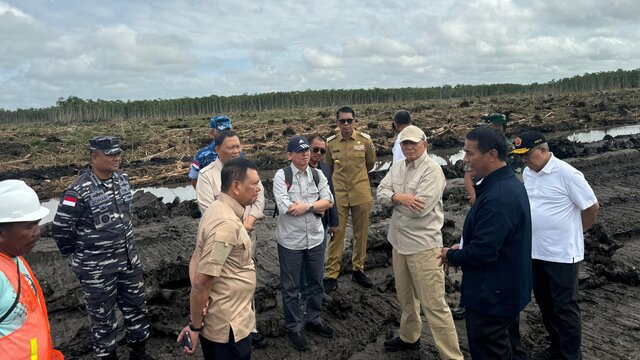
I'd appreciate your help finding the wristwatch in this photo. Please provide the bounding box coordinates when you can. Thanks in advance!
[189,320,204,332]
[308,203,315,212]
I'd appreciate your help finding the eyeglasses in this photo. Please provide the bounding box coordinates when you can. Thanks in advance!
[311,147,327,154]
[338,118,354,124]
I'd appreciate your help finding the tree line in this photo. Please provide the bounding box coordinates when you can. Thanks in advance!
[1,68,638,124]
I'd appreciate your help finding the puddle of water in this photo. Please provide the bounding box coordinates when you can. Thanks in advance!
[567,125,640,143]
[371,148,465,171]
[40,184,196,224]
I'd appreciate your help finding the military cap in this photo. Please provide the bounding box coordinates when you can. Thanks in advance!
[89,136,123,155]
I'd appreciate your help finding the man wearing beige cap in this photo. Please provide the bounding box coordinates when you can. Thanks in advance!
[377,126,463,358]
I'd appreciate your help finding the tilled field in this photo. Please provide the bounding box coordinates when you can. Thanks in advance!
[26,140,640,359]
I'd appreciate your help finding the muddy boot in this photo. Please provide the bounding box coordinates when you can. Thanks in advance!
[129,341,156,360]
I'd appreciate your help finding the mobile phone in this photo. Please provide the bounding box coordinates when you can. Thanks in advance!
[180,331,193,350]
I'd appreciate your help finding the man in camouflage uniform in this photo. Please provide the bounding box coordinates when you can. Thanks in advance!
[189,115,233,186]
[323,106,377,292]
[52,136,155,360]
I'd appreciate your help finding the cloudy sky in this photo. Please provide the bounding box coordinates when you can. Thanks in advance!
[1,0,638,110]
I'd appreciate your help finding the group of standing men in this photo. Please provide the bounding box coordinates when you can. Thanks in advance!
[0,104,599,360]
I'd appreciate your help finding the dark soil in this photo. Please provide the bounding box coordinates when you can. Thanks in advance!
[27,142,640,359]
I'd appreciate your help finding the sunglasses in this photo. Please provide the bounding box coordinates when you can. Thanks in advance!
[338,118,354,124]
[311,147,327,154]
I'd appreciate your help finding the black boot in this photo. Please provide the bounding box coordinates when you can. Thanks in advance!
[129,341,157,360]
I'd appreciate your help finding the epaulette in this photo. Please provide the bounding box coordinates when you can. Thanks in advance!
[359,132,371,140]
[199,162,216,174]
[326,134,337,142]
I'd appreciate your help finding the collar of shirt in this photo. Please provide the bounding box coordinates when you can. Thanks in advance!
[218,193,246,219]
[289,163,311,177]
[403,150,429,168]
[337,131,357,141]
[536,153,558,175]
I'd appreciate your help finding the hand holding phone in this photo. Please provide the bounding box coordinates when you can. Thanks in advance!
[180,331,193,350]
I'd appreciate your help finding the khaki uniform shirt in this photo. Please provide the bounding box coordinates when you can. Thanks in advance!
[196,158,265,221]
[195,193,256,343]
[377,151,446,255]
[325,130,376,206]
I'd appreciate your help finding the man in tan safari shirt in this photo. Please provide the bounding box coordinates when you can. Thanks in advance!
[377,126,463,359]
[178,158,261,360]
[324,106,377,292]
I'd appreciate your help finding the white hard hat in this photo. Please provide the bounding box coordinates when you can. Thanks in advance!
[0,180,50,223]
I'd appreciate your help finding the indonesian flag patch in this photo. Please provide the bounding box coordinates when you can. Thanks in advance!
[62,195,77,207]
[192,160,201,170]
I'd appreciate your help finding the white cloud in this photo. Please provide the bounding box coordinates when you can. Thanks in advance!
[0,0,638,109]
[302,48,343,68]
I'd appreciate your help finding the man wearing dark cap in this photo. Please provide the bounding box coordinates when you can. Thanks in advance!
[392,110,412,161]
[439,127,531,360]
[52,136,155,360]
[273,136,335,351]
[513,130,599,360]
[189,115,233,186]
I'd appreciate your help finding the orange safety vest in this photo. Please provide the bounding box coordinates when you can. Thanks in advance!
[0,253,64,360]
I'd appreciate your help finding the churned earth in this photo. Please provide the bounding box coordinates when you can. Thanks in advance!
[3,89,640,359]
[26,133,640,360]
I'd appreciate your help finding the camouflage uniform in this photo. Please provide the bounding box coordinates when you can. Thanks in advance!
[189,115,233,180]
[189,141,218,179]
[52,168,150,357]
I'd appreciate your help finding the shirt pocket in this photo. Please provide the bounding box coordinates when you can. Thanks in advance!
[353,150,366,158]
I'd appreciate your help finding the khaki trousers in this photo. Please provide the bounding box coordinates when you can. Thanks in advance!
[325,201,371,279]
[393,248,463,360]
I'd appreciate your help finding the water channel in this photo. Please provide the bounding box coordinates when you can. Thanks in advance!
[40,124,640,224]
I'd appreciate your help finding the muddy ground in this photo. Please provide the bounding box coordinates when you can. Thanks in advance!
[22,133,640,359]
[4,89,640,359]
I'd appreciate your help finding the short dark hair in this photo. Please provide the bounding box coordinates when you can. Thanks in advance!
[220,158,257,192]
[393,110,411,125]
[336,106,355,120]
[307,134,326,144]
[215,130,238,148]
[466,127,506,161]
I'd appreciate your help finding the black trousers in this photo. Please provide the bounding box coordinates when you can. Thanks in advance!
[200,328,252,360]
[532,259,582,359]
[465,309,527,360]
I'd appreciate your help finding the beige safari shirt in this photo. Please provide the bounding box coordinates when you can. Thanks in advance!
[377,151,446,255]
[195,193,256,343]
[195,158,265,221]
[325,130,376,206]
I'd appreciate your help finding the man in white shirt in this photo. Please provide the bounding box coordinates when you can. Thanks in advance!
[273,136,335,351]
[392,110,412,161]
[512,130,599,360]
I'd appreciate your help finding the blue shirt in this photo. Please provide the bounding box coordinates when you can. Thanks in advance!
[189,142,218,179]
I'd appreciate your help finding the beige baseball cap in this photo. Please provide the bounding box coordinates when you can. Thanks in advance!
[399,125,427,143]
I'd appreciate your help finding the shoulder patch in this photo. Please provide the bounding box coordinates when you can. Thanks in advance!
[359,132,371,140]
[62,195,77,207]
[326,134,337,142]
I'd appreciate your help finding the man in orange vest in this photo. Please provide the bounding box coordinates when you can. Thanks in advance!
[0,179,64,359]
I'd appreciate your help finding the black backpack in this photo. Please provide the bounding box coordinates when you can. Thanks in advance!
[272,166,320,217]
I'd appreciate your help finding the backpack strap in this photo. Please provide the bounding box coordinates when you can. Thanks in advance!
[283,166,293,191]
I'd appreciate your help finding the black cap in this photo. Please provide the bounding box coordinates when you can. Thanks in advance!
[89,136,123,155]
[287,136,310,152]
[511,131,546,154]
